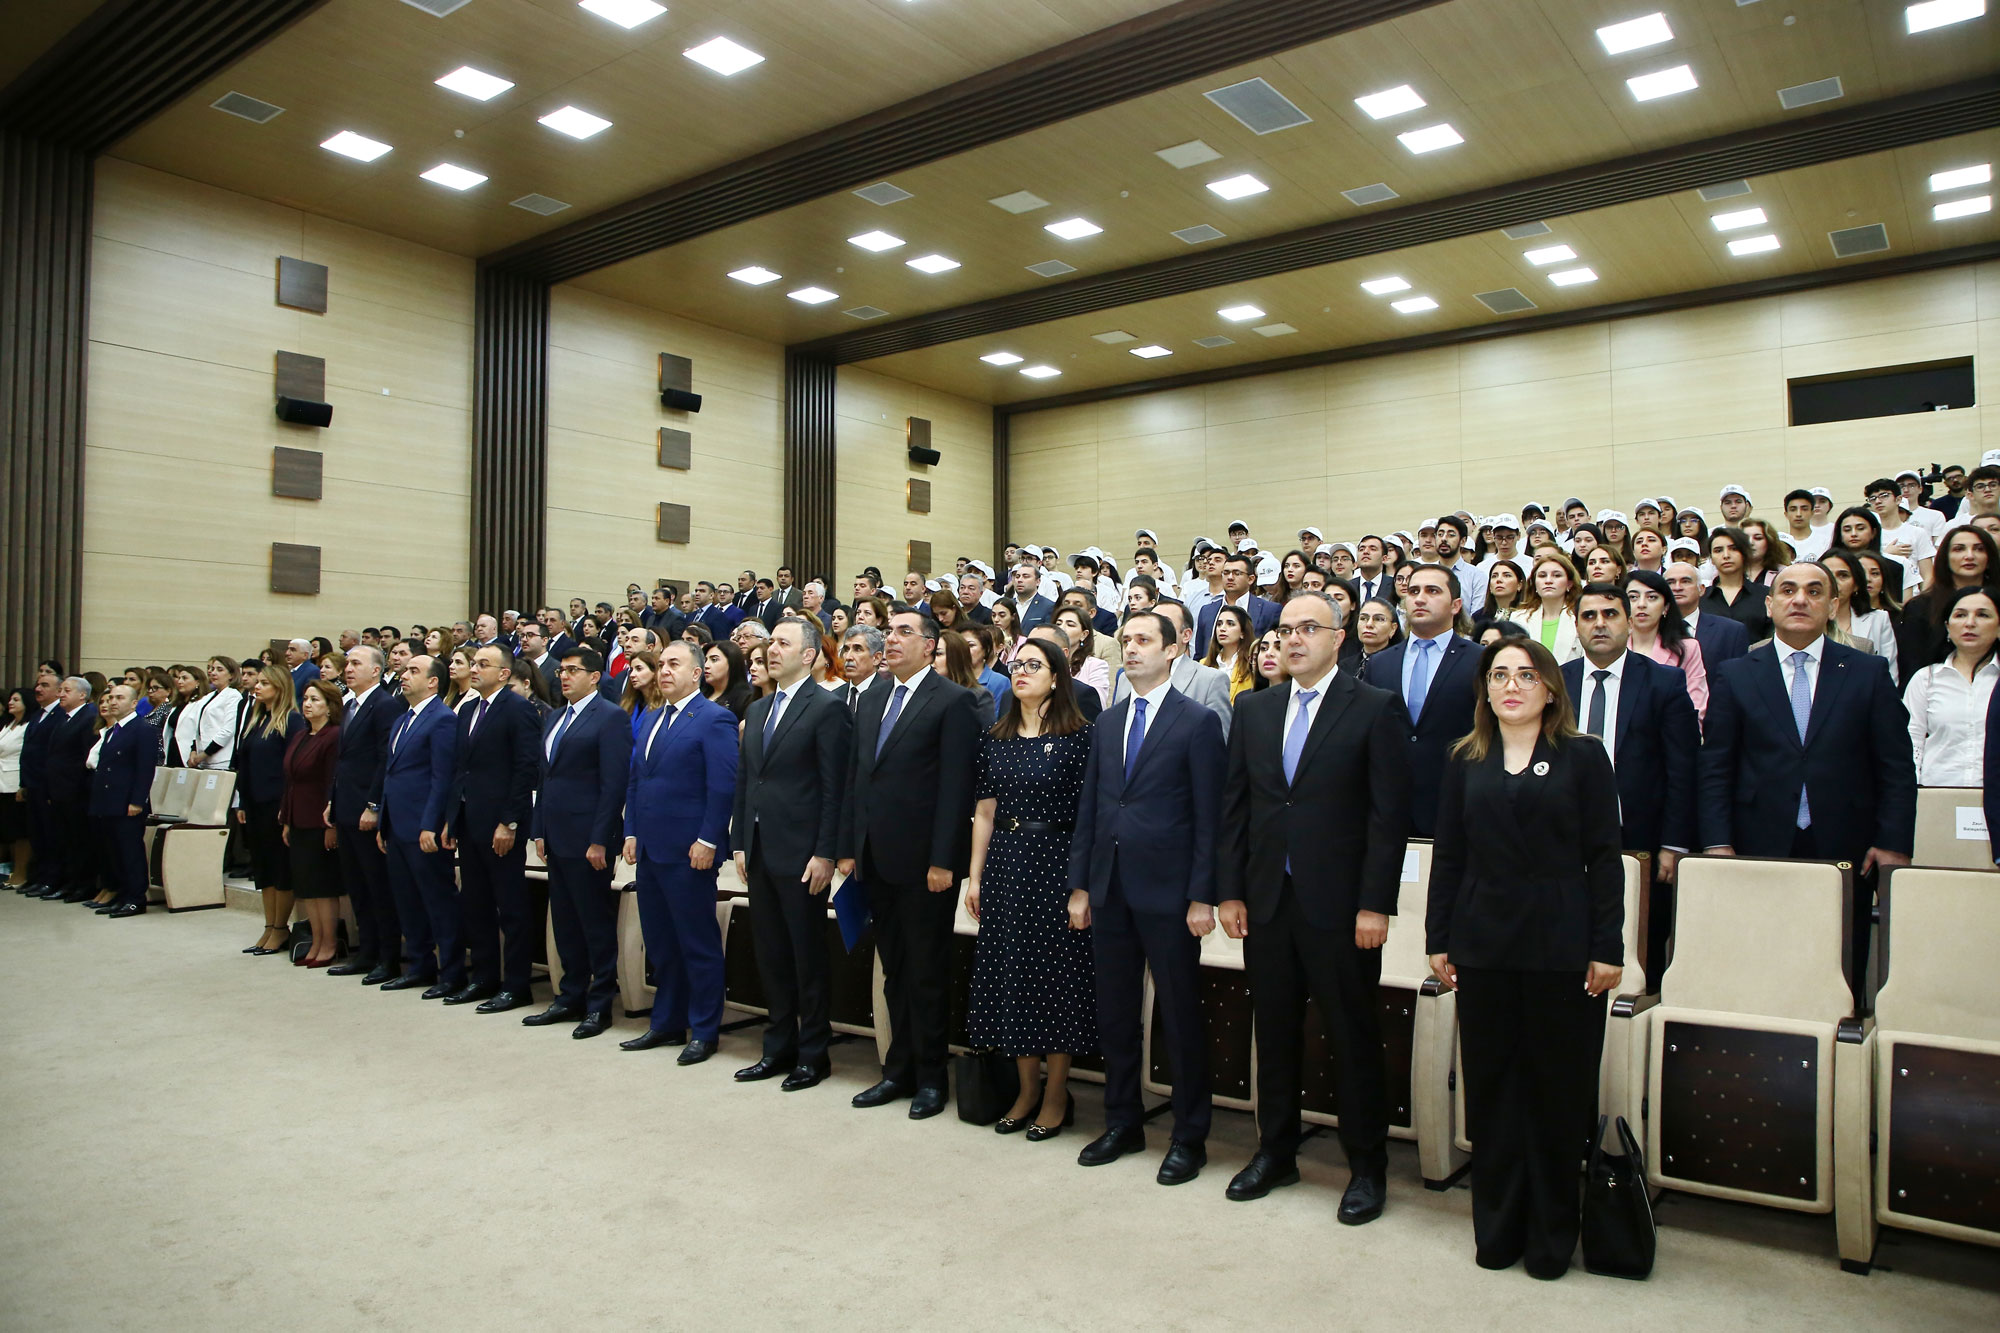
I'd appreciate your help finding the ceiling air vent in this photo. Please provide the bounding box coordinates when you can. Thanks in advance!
[211,91,284,123]
[1204,77,1312,135]
[1778,77,1843,110]
[1193,335,1235,348]
[1698,179,1753,201]
[1172,224,1225,244]
[1475,288,1538,314]
[510,193,570,215]
[398,0,471,15]
[852,181,913,206]
[1025,259,1076,277]
[1828,223,1890,259]
[1341,182,1399,206]
[1501,220,1551,239]
[843,305,889,320]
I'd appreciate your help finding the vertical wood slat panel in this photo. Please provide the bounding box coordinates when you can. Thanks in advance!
[784,352,837,584]
[990,411,1010,575]
[471,265,549,618]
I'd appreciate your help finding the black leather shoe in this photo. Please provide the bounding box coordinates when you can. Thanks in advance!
[361,964,397,986]
[18,883,47,896]
[521,1002,583,1027]
[1157,1140,1206,1186]
[676,1038,716,1065]
[851,1079,910,1109]
[1337,1173,1387,1226]
[420,982,456,1000]
[620,1027,685,1052]
[95,902,127,915]
[571,1010,611,1039]
[326,959,374,976]
[1077,1126,1146,1167]
[780,1060,831,1091]
[474,990,530,1014]
[105,902,146,918]
[908,1086,947,1120]
[379,973,434,992]
[61,888,94,903]
[994,1113,1033,1135]
[441,983,498,1006]
[1025,1097,1076,1142]
[733,1054,791,1080]
[30,884,65,899]
[1227,1151,1301,1201]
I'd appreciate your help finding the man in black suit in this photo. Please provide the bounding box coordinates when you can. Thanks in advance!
[836,625,891,717]
[732,620,853,1090]
[1070,610,1227,1186]
[1566,584,1699,982]
[1348,534,1390,606]
[91,683,156,917]
[1219,591,1412,1222]
[16,666,64,897]
[644,585,687,639]
[44,677,100,902]
[1699,562,1916,994]
[327,646,405,981]
[837,609,981,1120]
[441,645,540,1011]
[1667,561,1749,666]
[759,566,803,630]
[1360,564,1480,837]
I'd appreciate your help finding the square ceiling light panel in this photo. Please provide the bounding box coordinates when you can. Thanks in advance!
[1627,65,1697,101]
[905,253,960,273]
[1391,296,1439,313]
[1397,123,1463,153]
[684,37,764,75]
[848,230,903,251]
[1354,84,1425,119]
[980,352,1023,365]
[988,190,1048,213]
[1596,13,1673,54]
[1044,217,1102,239]
[1217,303,1265,322]
[321,130,391,161]
[1905,1,1986,34]
[1206,173,1268,200]
[1155,139,1222,168]
[787,286,838,303]
[539,106,611,138]
[419,163,486,190]
[1360,276,1410,294]
[1929,163,1990,191]
[728,265,780,284]
[435,65,512,100]
[579,0,664,28]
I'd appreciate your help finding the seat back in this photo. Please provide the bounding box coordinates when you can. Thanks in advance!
[182,770,235,826]
[1877,867,2000,1043]
[1910,787,1996,871]
[147,767,172,810]
[1667,856,1852,1022]
[155,768,197,821]
[1380,840,1431,986]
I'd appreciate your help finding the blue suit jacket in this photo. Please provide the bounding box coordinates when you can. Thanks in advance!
[333,685,403,825]
[371,698,457,844]
[533,696,632,858]
[690,603,739,635]
[1561,652,1699,856]
[1692,609,1750,667]
[446,688,539,839]
[1194,594,1280,659]
[89,718,157,817]
[1069,687,1225,912]
[20,702,60,789]
[290,660,320,699]
[1008,593,1056,633]
[1361,634,1480,838]
[625,694,738,861]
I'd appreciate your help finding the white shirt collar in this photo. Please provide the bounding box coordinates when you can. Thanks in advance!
[351,681,379,707]
[889,664,932,695]
[407,693,436,719]
[1777,634,1826,664]
[1583,653,1628,681]
[1132,675,1174,710]
[112,711,137,729]
[1291,664,1338,697]
[566,692,596,718]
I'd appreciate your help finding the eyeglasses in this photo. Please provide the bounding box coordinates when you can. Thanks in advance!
[1487,668,1543,688]
[1013,658,1048,675]
[885,624,925,638]
[1277,622,1331,639]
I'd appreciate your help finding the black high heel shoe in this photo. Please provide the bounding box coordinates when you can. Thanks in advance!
[994,1082,1044,1135]
[1025,1093,1076,1142]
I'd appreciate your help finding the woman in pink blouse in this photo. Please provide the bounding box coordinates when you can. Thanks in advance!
[1621,569,1708,722]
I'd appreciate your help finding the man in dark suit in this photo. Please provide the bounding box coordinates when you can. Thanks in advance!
[43,677,100,903]
[644,585,687,639]
[759,567,803,630]
[17,667,65,897]
[1667,561,1749,666]
[527,646,634,1039]
[1219,591,1412,1222]
[441,645,539,1011]
[1567,584,1700,982]
[90,683,157,917]
[1361,564,1479,837]
[540,607,577,665]
[730,620,852,1089]
[689,581,740,636]
[1070,610,1226,1186]
[1699,562,1916,994]
[1194,553,1281,658]
[1348,534,1391,607]
[284,639,320,700]
[370,655,459,995]
[327,646,405,980]
[1002,563,1057,634]
[837,609,981,1119]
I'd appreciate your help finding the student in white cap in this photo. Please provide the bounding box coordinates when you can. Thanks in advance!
[1966,457,2000,521]
[1326,542,1356,582]
[1633,498,1663,534]
[1298,525,1324,551]
[1479,514,1529,577]
[1716,484,1752,526]
[1894,470,1948,542]
[1126,540,1177,601]
[1779,488,1831,561]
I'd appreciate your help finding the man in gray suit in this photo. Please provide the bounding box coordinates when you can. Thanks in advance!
[1113,598,1233,741]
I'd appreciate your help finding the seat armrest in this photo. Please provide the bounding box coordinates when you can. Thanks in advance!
[1837,1015,1875,1045]
[1420,977,1448,998]
[1610,991,1659,1020]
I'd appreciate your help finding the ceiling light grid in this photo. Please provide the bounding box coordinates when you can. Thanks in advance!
[684,36,764,75]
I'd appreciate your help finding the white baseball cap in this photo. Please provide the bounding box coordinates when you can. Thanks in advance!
[1255,555,1281,584]
[1668,538,1701,557]
[1489,514,1521,532]
[1681,506,1706,521]
[1227,517,1250,531]
[1417,517,1438,533]
[1236,537,1258,553]
[1719,484,1751,504]
[1634,498,1660,513]
[1655,495,1676,509]
[1300,525,1324,541]
[1019,543,1043,558]
[1596,509,1629,527]
[970,560,994,579]
[1134,528,1158,542]
[1983,450,2000,469]
[1895,468,1921,483]
[1808,487,1832,502]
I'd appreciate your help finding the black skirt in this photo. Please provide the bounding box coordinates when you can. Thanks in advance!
[286,826,342,900]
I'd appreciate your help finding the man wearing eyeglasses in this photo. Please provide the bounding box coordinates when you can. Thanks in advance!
[1361,564,1479,837]
[1217,590,1411,1225]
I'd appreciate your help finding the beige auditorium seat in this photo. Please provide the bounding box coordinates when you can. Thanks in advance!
[142,767,195,885]
[1833,868,2000,1273]
[719,877,881,1044]
[1643,855,1869,1266]
[1142,915,1256,1113]
[154,769,236,910]
[1910,787,1997,872]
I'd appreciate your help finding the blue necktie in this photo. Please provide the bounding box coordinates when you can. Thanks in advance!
[1406,637,1437,723]
[392,711,414,753]
[1789,650,1813,828]
[547,705,575,761]
[875,684,908,759]
[343,697,357,728]
[763,690,786,750]
[1124,696,1148,783]
[1282,689,1318,785]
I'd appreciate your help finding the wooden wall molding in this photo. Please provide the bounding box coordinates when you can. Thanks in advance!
[471,265,549,617]
[784,352,837,579]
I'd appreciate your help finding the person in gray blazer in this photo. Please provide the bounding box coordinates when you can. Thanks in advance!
[1112,598,1234,741]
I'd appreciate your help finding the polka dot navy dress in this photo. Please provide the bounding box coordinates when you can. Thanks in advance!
[966,726,1100,1057]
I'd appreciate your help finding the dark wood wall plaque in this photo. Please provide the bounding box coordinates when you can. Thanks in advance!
[272,446,323,499]
[907,479,931,513]
[276,256,327,313]
[274,350,325,401]
[657,503,691,544]
[270,542,321,595]
[657,427,691,470]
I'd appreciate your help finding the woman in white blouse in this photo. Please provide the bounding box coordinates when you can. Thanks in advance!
[1905,586,1999,787]
[175,655,245,771]
[1502,552,1583,663]
[1,687,28,884]
[1822,551,1901,682]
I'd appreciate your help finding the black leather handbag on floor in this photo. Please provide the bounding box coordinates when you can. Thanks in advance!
[1582,1115,1656,1279]
[953,1049,1019,1125]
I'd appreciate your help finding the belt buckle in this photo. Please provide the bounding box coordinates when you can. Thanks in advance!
[1000,815,1019,832]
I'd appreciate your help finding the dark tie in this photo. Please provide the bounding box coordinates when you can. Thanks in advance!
[847,684,860,715]
[763,690,786,750]
[647,703,676,759]
[1123,696,1148,783]
[547,705,575,760]
[392,711,414,752]
[875,683,908,759]
[472,695,489,733]
[1587,669,1610,737]
[343,698,357,728]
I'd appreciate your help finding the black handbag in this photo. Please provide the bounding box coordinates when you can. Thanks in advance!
[1582,1115,1656,1279]
[952,1049,1019,1125]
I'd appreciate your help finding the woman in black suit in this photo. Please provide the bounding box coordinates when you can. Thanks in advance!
[1425,636,1624,1280]
[233,663,306,956]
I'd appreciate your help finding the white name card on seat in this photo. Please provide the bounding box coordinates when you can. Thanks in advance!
[1401,848,1420,882]
[204,774,218,789]
[1957,807,1987,841]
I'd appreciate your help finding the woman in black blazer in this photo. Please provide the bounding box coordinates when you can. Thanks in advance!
[232,663,306,956]
[1425,636,1624,1280]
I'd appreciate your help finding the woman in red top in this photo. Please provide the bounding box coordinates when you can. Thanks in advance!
[281,680,344,967]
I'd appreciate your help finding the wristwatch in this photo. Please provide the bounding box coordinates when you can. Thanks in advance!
[504,822,518,831]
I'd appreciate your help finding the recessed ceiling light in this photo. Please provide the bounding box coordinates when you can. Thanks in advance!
[1929,163,1991,191]
[1020,365,1061,379]
[684,36,764,76]
[1253,323,1297,337]
[1354,84,1426,119]
[1091,330,1137,344]
[1710,207,1768,231]
[1025,259,1076,277]
[1391,296,1439,313]
[1627,64,1698,101]
[321,130,391,161]
[1360,276,1411,295]
[435,65,513,100]
[1192,335,1235,348]
[847,230,903,252]
[1044,217,1102,240]
[853,182,913,205]
[1934,194,1992,220]
[980,352,1023,366]
[1905,0,1986,34]
[988,190,1048,213]
[1130,345,1172,358]
[787,286,838,304]
[728,266,780,285]
[1596,13,1673,54]
[539,106,611,139]
[419,163,486,190]
[579,0,665,29]
[1155,139,1222,168]
[1727,234,1781,256]
[1548,267,1598,286]
[906,253,959,274]
[1217,303,1265,322]
[1523,244,1577,265]
[1206,173,1269,200]
[1397,123,1463,154]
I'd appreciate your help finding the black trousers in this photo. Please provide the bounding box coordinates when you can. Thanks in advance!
[749,849,832,1065]
[1246,879,1389,1172]
[865,851,956,1090]
[1092,873,1211,1144]
[55,795,94,894]
[385,837,461,985]
[336,819,397,966]
[1456,967,1605,1276]
[93,812,148,907]
[26,789,62,885]
[457,822,533,992]
[547,854,620,1014]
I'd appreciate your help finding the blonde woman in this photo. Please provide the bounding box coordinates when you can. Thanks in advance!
[232,663,303,956]
[1503,553,1583,663]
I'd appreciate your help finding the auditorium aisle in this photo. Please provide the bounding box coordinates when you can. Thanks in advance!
[0,895,1992,1330]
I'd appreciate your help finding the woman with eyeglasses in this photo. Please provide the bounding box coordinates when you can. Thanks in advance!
[1425,637,1624,1280]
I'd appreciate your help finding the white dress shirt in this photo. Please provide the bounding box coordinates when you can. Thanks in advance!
[1282,664,1338,748]
[545,693,592,760]
[396,693,438,751]
[1577,653,1626,769]
[1904,657,1999,786]
[876,665,931,748]
[1779,635,1825,706]
[1122,675,1175,757]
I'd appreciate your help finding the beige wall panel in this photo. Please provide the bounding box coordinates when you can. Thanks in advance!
[1202,476,1331,546]
[1007,502,1102,562]
[552,287,786,403]
[1327,392,1460,474]
[1785,412,1987,501]
[1205,366,1326,426]
[300,296,474,411]
[93,158,302,280]
[319,391,471,497]
[1099,428,1205,496]
[1010,402,1100,454]
[1611,430,1787,515]
[1780,268,1978,347]
[1460,373,1612,458]
[89,238,299,373]
[1325,346,1458,406]
[836,366,917,435]
[313,475,470,590]
[84,449,282,565]
[1779,323,1979,385]
[1204,413,1326,487]
[87,344,282,463]
[685,383,785,462]
[1611,351,1785,445]
[1459,323,1610,390]
[1096,491,1210,559]
[550,345,674,444]
[1096,386,1205,439]
[545,512,655,604]
[1975,259,2000,318]
[1609,298,1782,370]
[1461,447,1613,516]
[545,427,649,516]
[1328,465,1459,540]
[301,214,475,326]
[1012,441,1094,514]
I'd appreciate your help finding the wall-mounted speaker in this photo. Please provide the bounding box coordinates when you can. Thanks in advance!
[907,444,941,466]
[660,388,703,412]
[659,352,701,412]
[276,396,333,427]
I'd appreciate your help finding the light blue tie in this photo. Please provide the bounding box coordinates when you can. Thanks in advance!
[1124,696,1148,783]
[547,704,575,761]
[875,684,908,759]
[1282,689,1317,785]
[763,690,785,750]
[1406,637,1437,723]
[392,711,414,753]
[1789,650,1812,828]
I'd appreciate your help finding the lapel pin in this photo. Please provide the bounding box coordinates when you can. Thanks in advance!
[1533,760,1550,776]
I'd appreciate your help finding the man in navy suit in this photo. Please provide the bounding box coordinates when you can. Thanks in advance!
[1070,610,1226,1186]
[1699,562,1916,995]
[284,639,320,699]
[370,656,459,995]
[327,646,405,981]
[440,645,540,1011]
[619,641,740,1063]
[43,677,100,903]
[527,645,634,1039]
[1361,564,1480,837]
[91,683,157,917]
[1002,563,1057,634]
[1668,561,1750,666]
[1567,584,1700,981]
[688,581,740,636]
[1193,553,1280,659]
[16,666,64,896]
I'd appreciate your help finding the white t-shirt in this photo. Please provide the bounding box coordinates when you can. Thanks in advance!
[1902,506,1947,542]
[1787,526,1832,561]
[1878,521,1937,593]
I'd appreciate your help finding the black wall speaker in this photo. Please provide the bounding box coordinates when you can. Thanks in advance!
[276,396,333,427]
[660,388,704,412]
[908,444,941,466]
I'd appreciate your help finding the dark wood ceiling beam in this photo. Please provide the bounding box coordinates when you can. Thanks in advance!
[485,0,1452,283]
[804,76,2000,364]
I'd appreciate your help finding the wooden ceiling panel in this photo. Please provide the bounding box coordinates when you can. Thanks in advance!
[0,0,112,91]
